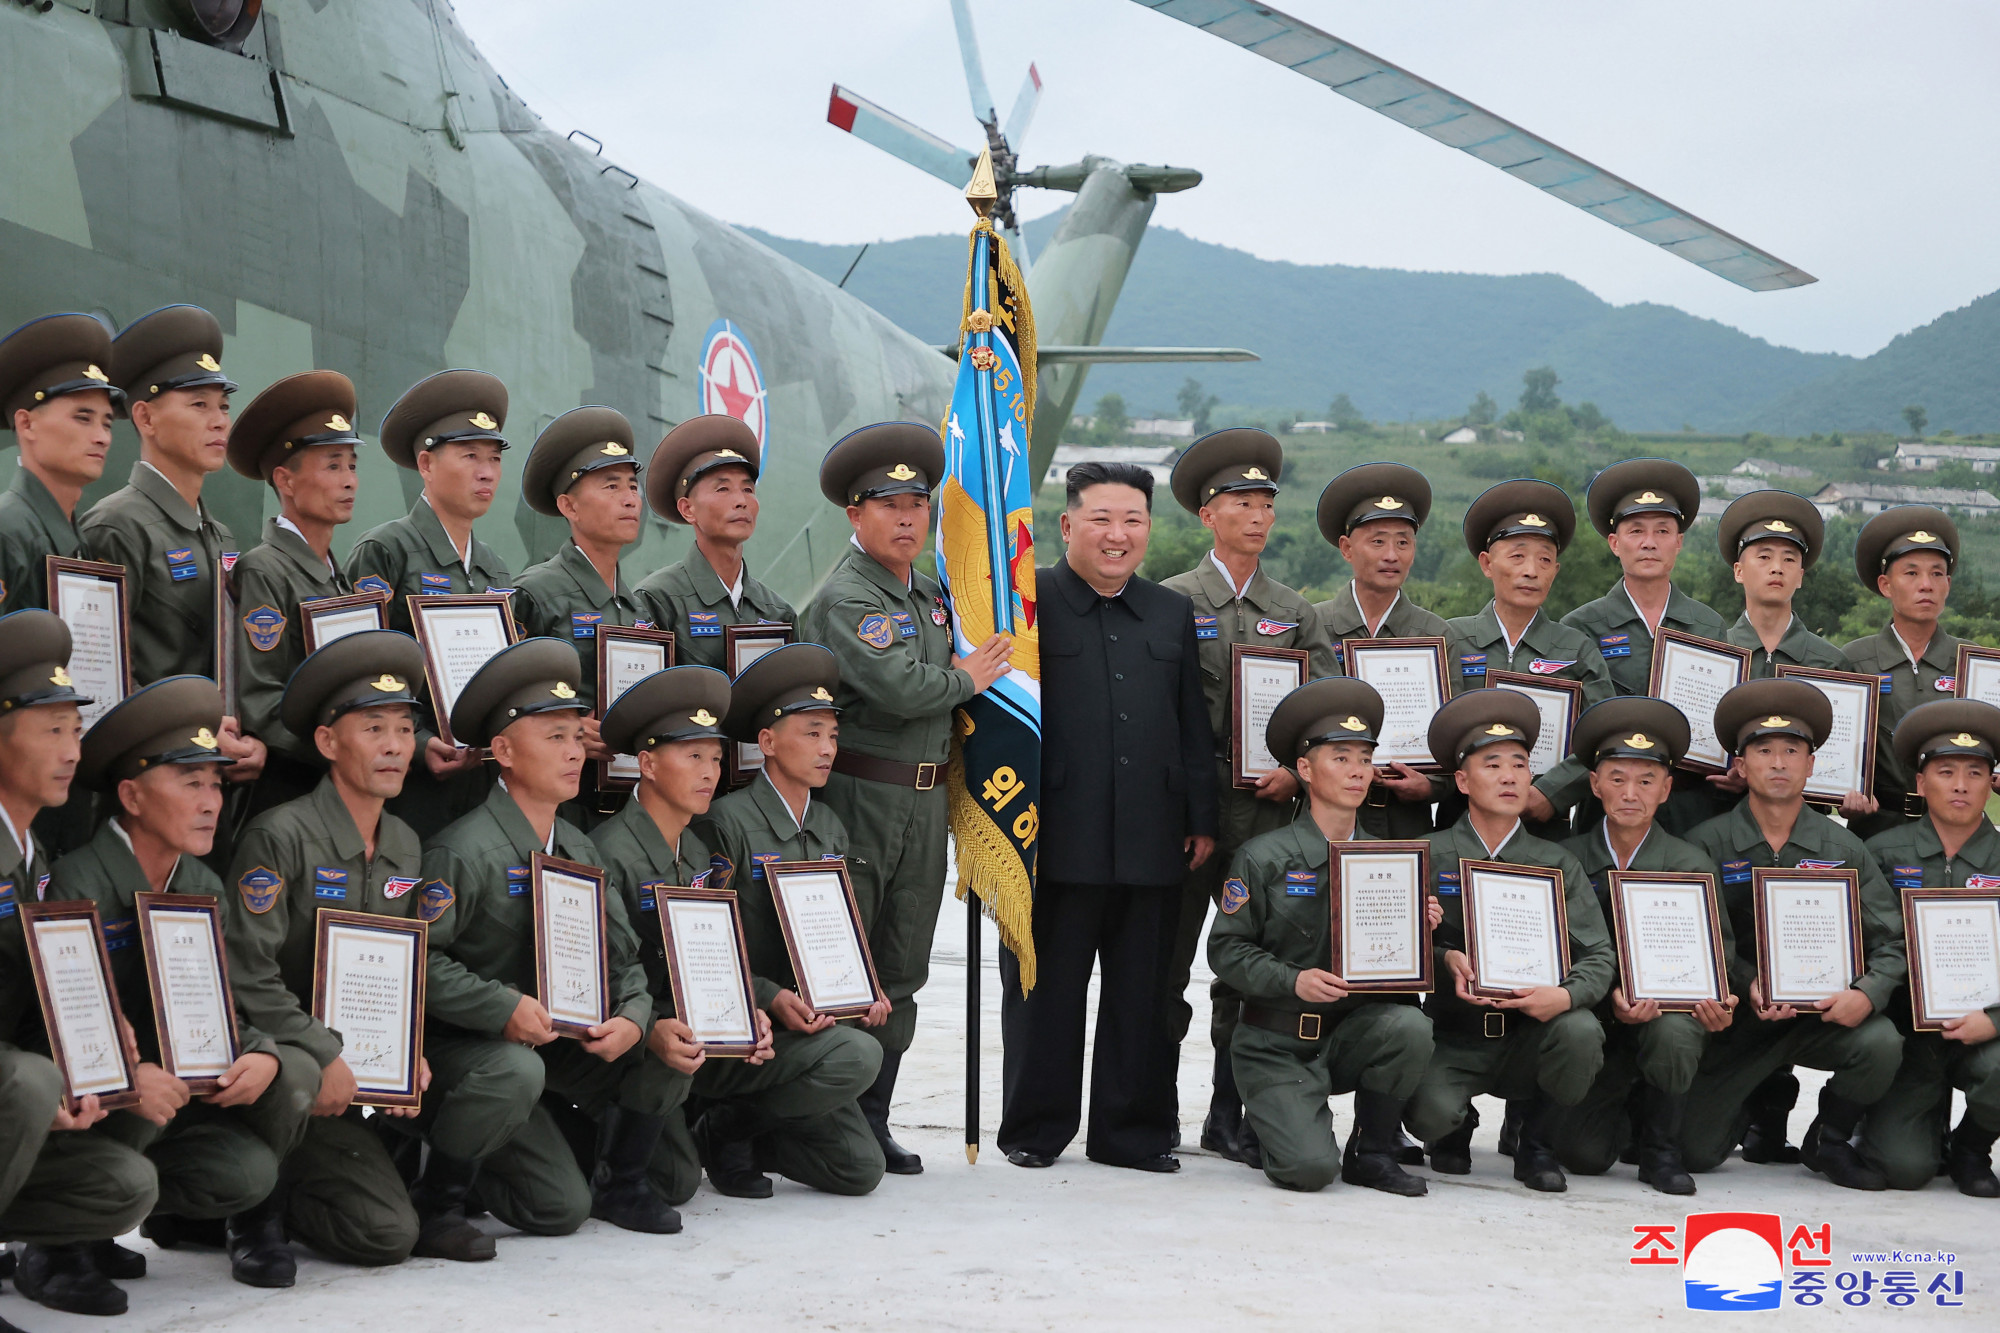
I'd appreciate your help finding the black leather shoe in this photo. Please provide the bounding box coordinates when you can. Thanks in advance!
[1512,1096,1568,1193]
[1800,1090,1888,1191]
[590,1108,684,1233]
[1125,1154,1181,1173]
[1425,1107,1478,1175]
[1738,1071,1802,1164]
[86,1238,145,1280]
[858,1052,923,1175]
[0,1246,12,1279]
[142,1212,226,1250]
[1496,1099,1524,1158]
[1394,1129,1425,1167]
[1947,1113,2000,1198]
[1006,1149,1057,1168]
[226,1189,296,1288]
[696,1104,775,1200]
[13,1243,128,1316]
[411,1152,500,1260]
[1343,1091,1427,1196]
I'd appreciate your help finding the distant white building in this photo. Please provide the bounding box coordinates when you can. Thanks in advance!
[1042,444,1177,488]
[1440,426,1522,445]
[1128,418,1196,439]
[1888,440,2000,473]
[1732,458,1812,479]
[1811,481,2000,517]
[1696,476,1772,498]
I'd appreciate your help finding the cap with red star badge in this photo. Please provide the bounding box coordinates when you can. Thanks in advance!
[646,414,759,523]
[818,421,944,507]
[110,305,236,405]
[1170,427,1283,516]
[378,369,508,470]
[601,664,731,754]
[227,370,364,481]
[0,609,93,713]
[522,406,639,516]
[77,676,228,791]
[0,312,123,428]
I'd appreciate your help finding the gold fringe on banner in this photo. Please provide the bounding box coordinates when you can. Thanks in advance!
[948,728,1036,993]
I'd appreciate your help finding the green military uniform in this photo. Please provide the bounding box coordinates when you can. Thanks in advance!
[0,468,82,617]
[1680,680,1906,1183]
[1728,612,1851,676]
[0,313,118,618]
[701,772,850,988]
[1844,507,1966,840]
[1318,583,1449,838]
[1856,699,2000,1195]
[349,498,512,630]
[1715,490,1850,677]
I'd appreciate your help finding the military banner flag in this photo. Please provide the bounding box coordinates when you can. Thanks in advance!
[937,211,1039,992]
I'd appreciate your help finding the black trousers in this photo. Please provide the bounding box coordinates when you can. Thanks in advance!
[998,882,1179,1164]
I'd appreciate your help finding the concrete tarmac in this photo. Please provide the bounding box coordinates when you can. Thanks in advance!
[13,895,1993,1330]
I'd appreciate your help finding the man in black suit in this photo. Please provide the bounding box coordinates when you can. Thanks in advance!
[999,461,1218,1172]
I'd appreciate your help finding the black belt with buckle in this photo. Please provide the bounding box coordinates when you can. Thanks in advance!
[1241,1002,1329,1042]
[831,752,945,790]
[1433,1005,1510,1039]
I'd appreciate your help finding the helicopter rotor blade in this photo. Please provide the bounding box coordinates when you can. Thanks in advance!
[950,0,999,127]
[1128,0,1814,291]
[828,84,977,187]
[1003,62,1043,150]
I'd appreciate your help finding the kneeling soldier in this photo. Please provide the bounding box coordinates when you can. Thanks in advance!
[1405,690,1615,1193]
[1682,679,1906,1189]
[1552,699,1738,1195]
[224,633,432,1266]
[1859,700,2000,1195]
[419,639,681,1243]
[600,655,884,1202]
[57,677,317,1285]
[1209,677,1435,1195]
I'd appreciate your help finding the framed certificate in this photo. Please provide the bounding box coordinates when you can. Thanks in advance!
[215,563,238,716]
[1605,871,1728,1011]
[1901,887,2000,1031]
[1342,636,1448,772]
[532,853,610,1038]
[300,590,391,654]
[1487,670,1585,778]
[46,556,131,731]
[765,859,884,1018]
[724,623,794,787]
[409,593,518,747]
[311,909,426,1108]
[1954,644,2000,706]
[656,885,761,1057]
[1648,629,1749,775]
[1774,664,1880,804]
[1231,644,1309,789]
[134,892,241,1092]
[597,625,676,790]
[1752,868,1863,1007]
[1460,859,1570,998]
[19,901,140,1111]
[1330,840,1432,992]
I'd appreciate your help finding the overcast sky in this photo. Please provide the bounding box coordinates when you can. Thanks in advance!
[455,0,2000,359]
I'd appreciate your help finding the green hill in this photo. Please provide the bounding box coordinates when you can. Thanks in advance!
[747,216,1850,432]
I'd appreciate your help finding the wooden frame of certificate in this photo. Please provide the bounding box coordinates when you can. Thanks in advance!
[1954,644,2000,706]
[310,909,426,1108]
[1231,643,1309,789]
[1460,859,1570,999]
[1751,868,1863,1007]
[1774,664,1881,805]
[656,885,761,1057]
[532,852,611,1038]
[300,589,391,654]
[1605,871,1728,1011]
[408,592,519,748]
[1648,629,1750,775]
[1341,636,1449,773]
[765,859,884,1018]
[1329,840,1433,992]
[596,624,677,790]
[45,556,131,732]
[214,562,238,716]
[1486,670,1585,778]
[134,892,241,1093]
[1900,886,2000,1032]
[724,623,795,788]
[18,901,140,1112]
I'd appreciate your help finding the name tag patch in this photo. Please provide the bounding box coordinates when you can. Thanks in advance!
[1460,654,1486,678]
[1220,878,1250,914]
[688,612,721,637]
[1880,674,1895,693]
[1256,619,1299,637]
[1284,870,1317,897]
[1892,865,1924,891]
[751,852,780,881]
[506,864,529,897]
[1436,871,1460,896]
[571,612,602,639]
[102,917,136,952]
[1598,633,1630,659]
[638,880,664,912]
[891,611,917,639]
[314,866,348,901]
[383,877,418,900]
[0,881,13,919]
[166,548,197,582]
[420,572,452,592]
[1194,615,1218,641]
[354,574,393,596]
[1722,859,1751,885]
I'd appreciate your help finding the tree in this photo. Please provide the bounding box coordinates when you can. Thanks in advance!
[1569,401,1607,435]
[1176,377,1219,434]
[1519,366,1561,414]
[1328,393,1365,430]
[1903,404,1928,438]
[1466,390,1497,427]
[1093,392,1129,436]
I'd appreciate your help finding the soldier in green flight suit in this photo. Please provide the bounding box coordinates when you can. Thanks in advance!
[635,415,795,669]
[602,653,884,1200]
[1444,479,1615,841]
[1859,699,2000,1197]
[1404,689,1615,1193]
[798,421,1013,1175]
[1551,698,1739,1195]
[1314,463,1450,842]
[511,406,650,827]
[1681,679,1907,1189]
[0,313,120,618]
[346,370,515,837]
[1845,507,1976,841]
[52,676,316,1286]
[227,371,365,818]
[223,632,434,1267]
[1209,676,1436,1196]
[1562,460,1727,836]
[1717,489,1852,677]
[419,638,684,1244]
[0,611,158,1321]
[1158,428,1340,1168]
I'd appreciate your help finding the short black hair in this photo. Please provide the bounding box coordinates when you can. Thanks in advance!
[1065,461,1155,511]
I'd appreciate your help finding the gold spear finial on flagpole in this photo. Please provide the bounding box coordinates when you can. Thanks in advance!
[965,146,997,219]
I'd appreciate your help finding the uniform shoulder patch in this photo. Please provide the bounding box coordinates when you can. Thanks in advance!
[1936,675,1957,693]
[242,605,286,652]
[1528,659,1574,675]
[355,574,394,595]
[1796,858,1843,870]
[416,879,455,922]
[238,866,283,913]
[1255,619,1299,637]
[707,853,735,891]
[857,613,895,649]
[383,876,418,899]
[1965,874,2000,889]
[1220,877,1251,914]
